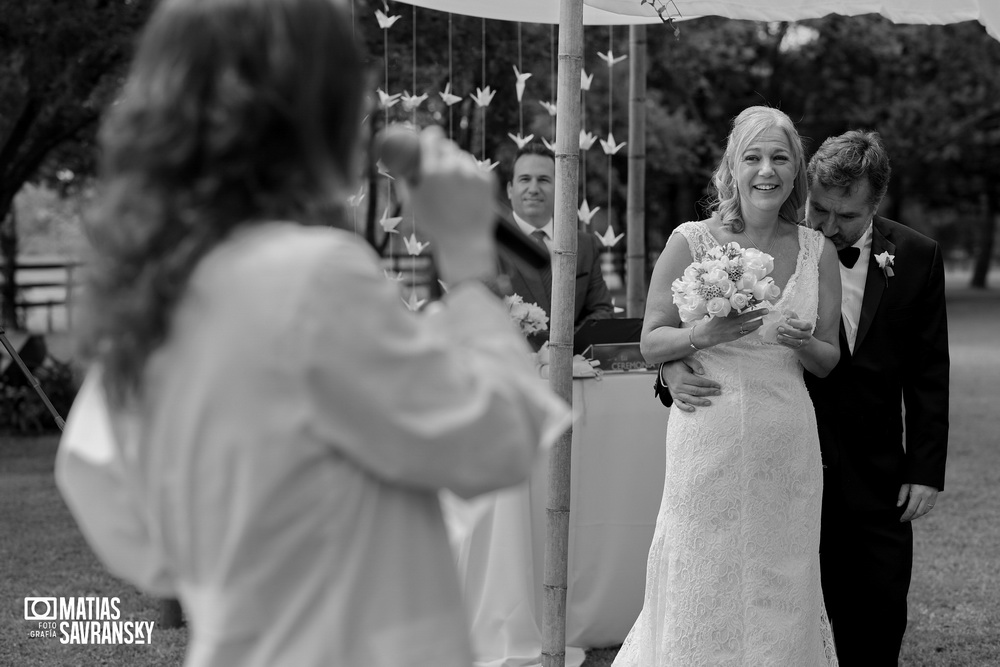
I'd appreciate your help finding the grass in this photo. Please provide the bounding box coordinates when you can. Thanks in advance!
[0,436,188,666]
[2,281,998,666]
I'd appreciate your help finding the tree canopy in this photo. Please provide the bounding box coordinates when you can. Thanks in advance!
[2,2,998,304]
[0,0,154,324]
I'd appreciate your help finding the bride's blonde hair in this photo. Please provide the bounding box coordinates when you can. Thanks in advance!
[708,106,807,233]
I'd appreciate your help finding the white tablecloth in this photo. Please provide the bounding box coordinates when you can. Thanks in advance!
[446,371,668,667]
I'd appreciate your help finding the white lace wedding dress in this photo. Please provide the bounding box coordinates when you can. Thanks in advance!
[614,221,838,666]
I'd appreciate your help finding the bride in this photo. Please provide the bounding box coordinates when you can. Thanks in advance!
[614,106,841,666]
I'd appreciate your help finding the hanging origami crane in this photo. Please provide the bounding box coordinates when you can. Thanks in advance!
[379,206,403,234]
[541,137,556,152]
[476,158,500,172]
[403,292,427,312]
[513,66,532,103]
[596,225,625,248]
[508,132,535,149]
[347,186,365,208]
[375,8,401,29]
[400,91,428,112]
[439,82,462,107]
[403,232,430,256]
[377,88,401,109]
[470,86,497,108]
[383,269,406,282]
[580,70,594,92]
[376,160,394,180]
[579,130,597,151]
[578,200,601,225]
[597,49,628,67]
[600,131,627,155]
[539,100,558,116]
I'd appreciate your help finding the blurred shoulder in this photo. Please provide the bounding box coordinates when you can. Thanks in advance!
[233,222,378,272]
[193,222,382,301]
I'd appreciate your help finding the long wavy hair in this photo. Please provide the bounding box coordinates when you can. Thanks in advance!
[77,0,366,403]
[707,106,807,233]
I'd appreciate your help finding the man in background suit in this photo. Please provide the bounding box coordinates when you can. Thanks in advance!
[660,130,949,665]
[498,143,613,349]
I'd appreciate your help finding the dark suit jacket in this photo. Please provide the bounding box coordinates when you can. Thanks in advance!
[805,216,949,513]
[497,223,614,347]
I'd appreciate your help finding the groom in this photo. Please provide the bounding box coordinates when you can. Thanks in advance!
[660,130,950,665]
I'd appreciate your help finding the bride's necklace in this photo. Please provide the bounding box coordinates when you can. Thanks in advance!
[742,225,779,254]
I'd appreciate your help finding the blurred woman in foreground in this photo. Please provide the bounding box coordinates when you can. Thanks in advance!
[55,1,567,665]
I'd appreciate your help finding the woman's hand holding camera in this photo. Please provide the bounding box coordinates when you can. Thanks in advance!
[398,126,497,285]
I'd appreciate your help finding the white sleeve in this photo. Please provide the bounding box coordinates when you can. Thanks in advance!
[301,238,570,499]
[54,369,175,596]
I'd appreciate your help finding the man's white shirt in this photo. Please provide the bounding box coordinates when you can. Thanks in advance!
[512,212,554,253]
[840,222,873,355]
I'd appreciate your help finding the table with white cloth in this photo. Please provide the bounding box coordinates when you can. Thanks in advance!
[446,371,669,667]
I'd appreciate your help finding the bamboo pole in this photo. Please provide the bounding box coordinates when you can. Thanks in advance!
[626,25,647,318]
[543,0,583,665]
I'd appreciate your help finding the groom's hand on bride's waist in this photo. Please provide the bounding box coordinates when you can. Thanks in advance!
[662,358,721,413]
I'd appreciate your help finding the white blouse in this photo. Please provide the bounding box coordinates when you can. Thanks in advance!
[57,222,569,667]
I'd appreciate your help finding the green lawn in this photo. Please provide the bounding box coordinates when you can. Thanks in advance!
[0,436,188,666]
[2,284,998,666]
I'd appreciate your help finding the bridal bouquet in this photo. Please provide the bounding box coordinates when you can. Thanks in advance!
[504,294,549,335]
[671,242,781,322]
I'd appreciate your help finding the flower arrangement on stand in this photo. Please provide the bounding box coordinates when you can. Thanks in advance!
[504,293,549,336]
[504,294,602,379]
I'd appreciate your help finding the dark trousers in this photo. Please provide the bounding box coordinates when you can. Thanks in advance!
[820,478,913,666]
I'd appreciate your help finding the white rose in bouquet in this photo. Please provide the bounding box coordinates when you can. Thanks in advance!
[671,242,782,330]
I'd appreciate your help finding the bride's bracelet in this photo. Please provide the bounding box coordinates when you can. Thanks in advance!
[689,325,702,351]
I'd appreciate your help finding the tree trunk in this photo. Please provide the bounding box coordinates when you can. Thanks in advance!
[970,185,997,289]
[1,203,21,329]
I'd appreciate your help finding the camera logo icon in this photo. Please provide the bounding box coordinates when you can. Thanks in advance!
[24,597,57,621]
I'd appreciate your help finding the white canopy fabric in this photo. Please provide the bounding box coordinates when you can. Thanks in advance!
[394,0,1000,39]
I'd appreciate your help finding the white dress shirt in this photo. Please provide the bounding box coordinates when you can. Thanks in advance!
[513,212,554,253]
[841,223,873,354]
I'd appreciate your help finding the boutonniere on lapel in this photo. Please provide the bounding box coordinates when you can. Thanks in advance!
[875,251,895,285]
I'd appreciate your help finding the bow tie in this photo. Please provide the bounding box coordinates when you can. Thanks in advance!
[838,246,861,268]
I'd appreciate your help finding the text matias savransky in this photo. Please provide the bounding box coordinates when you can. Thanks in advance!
[24,596,155,644]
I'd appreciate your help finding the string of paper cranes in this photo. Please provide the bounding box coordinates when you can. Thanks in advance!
[368,1,632,312]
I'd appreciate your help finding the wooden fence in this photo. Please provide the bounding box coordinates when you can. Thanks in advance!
[0,259,82,333]
[1,255,436,334]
